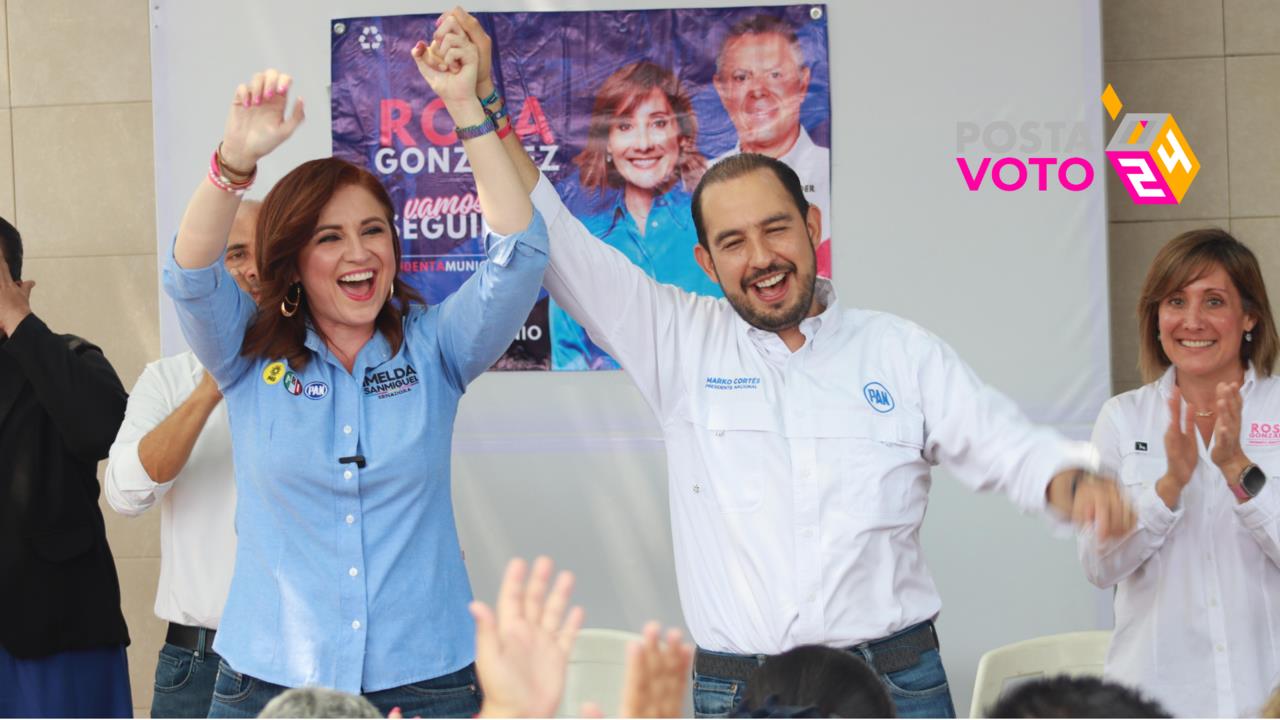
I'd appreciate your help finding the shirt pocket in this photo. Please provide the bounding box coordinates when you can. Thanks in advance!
[1117,452,1167,492]
[691,398,782,513]
[817,409,926,519]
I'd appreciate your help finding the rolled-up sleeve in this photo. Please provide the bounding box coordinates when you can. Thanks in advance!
[434,208,550,387]
[162,244,255,386]
[104,361,176,516]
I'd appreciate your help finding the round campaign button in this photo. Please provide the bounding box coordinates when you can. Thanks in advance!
[263,361,286,385]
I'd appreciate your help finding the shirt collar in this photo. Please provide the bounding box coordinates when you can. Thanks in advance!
[742,278,841,357]
[302,321,393,372]
[728,126,816,166]
[603,186,693,233]
[1156,362,1259,398]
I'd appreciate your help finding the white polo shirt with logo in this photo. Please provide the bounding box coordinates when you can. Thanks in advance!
[1078,365,1280,717]
[535,174,1090,655]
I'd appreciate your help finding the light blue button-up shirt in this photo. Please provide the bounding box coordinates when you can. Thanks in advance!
[162,211,548,693]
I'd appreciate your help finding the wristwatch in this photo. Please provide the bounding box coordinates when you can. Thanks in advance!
[1229,464,1267,501]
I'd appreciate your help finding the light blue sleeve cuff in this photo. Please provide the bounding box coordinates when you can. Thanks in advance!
[161,240,236,301]
[481,208,549,267]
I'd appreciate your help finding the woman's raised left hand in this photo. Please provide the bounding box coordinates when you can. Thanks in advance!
[1210,381,1253,480]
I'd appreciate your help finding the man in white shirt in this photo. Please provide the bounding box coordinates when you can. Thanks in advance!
[529,154,1133,718]
[433,12,1135,718]
[712,15,831,277]
[104,201,260,718]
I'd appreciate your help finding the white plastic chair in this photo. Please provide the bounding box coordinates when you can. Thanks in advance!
[968,630,1111,718]
[556,628,641,718]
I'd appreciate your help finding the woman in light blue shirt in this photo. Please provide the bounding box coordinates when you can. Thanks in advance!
[164,49,545,718]
[551,61,721,371]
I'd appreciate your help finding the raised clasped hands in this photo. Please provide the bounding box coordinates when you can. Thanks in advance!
[472,557,584,719]
[412,15,480,109]
[220,68,306,172]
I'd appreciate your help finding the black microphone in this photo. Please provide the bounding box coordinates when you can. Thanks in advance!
[339,455,367,469]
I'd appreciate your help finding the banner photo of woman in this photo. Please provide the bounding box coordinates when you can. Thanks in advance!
[332,4,831,371]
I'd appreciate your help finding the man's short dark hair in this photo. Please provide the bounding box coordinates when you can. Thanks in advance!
[0,216,21,281]
[737,645,896,718]
[987,675,1170,718]
[716,14,804,77]
[692,153,810,248]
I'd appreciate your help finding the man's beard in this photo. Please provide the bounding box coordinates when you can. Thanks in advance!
[720,258,817,334]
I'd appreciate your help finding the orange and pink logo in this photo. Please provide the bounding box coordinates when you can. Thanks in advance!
[1102,84,1199,205]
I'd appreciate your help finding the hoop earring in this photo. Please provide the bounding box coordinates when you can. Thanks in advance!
[281,283,302,318]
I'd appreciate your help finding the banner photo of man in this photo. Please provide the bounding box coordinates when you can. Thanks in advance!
[332,4,831,371]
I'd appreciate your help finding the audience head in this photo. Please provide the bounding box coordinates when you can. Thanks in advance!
[226,200,263,302]
[987,675,1169,718]
[257,687,381,718]
[240,158,423,370]
[738,645,895,718]
[1137,227,1277,382]
[0,216,21,281]
[575,60,706,196]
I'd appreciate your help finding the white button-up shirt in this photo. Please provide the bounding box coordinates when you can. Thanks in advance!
[104,351,236,630]
[534,175,1089,654]
[1079,366,1280,717]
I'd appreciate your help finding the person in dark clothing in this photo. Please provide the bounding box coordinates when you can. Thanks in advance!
[0,216,132,717]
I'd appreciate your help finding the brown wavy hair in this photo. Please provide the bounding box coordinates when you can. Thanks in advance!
[573,61,706,196]
[1136,227,1278,382]
[240,158,424,371]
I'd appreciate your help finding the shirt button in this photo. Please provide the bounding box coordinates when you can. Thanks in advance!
[349,567,359,577]
[1216,644,1225,653]
[344,470,353,480]
[343,425,352,435]
[345,514,355,525]
[352,620,361,630]
[1209,598,1218,607]
[693,484,701,493]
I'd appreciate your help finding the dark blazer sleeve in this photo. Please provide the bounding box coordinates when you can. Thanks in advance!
[0,313,127,463]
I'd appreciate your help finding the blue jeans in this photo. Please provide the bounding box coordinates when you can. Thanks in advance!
[692,633,955,718]
[206,659,481,718]
[150,642,221,718]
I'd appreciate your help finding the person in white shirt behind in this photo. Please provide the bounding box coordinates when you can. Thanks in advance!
[711,14,831,278]
[104,201,260,719]
[430,10,1135,717]
[1079,228,1280,718]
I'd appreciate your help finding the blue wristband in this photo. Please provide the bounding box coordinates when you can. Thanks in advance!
[455,115,497,140]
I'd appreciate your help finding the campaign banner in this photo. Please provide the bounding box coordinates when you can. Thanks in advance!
[332,4,831,371]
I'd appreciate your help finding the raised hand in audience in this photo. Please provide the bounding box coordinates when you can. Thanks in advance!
[616,622,694,718]
[472,557,584,719]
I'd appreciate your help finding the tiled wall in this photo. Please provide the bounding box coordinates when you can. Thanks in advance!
[2,1,1278,718]
[1104,0,1280,392]
[1,1,164,717]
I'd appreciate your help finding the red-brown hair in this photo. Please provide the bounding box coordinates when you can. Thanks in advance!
[573,61,706,195]
[240,158,424,370]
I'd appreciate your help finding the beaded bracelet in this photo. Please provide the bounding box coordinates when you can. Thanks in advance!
[455,115,497,140]
[208,148,256,195]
